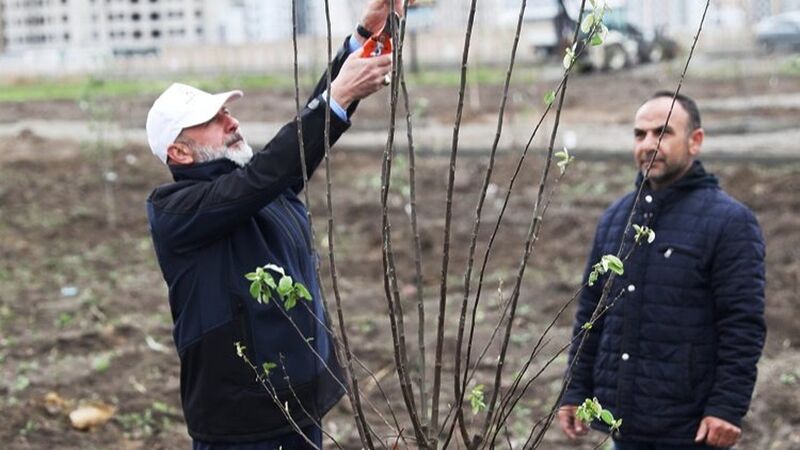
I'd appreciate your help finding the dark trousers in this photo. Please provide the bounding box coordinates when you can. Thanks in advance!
[614,440,729,450]
[193,424,323,450]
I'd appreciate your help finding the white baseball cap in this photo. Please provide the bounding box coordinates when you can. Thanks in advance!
[146,83,243,164]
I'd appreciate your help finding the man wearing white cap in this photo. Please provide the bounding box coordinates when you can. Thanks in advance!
[145,1,410,448]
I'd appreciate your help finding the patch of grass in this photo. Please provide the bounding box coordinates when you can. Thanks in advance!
[405,66,538,87]
[0,73,293,103]
[0,65,541,103]
[780,55,800,76]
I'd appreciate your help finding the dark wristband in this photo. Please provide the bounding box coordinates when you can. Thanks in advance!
[356,23,372,39]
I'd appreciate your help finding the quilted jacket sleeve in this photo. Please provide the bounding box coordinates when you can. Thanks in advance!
[562,220,607,406]
[704,205,766,426]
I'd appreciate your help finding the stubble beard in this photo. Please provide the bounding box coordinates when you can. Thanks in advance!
[641,158,691,189]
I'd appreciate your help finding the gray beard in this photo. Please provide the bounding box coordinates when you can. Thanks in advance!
[192,140,254,167]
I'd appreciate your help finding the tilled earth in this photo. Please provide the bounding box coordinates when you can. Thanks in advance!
[0,128,798,449]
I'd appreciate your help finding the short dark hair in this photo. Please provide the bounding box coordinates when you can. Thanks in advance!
[648,91,701,131]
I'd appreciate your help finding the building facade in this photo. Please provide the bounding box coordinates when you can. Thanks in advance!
[0,0,796,76]
[0,0,5,53]
[1,0,224,56]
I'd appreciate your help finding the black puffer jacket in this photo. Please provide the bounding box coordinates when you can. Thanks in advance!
[563,161,766,445]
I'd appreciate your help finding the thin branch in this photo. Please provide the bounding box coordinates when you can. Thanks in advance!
[320,0,374,447]
[379,1,429,446]
[487,288,627,450]
[277,354,347,450]
[299,302,406,446]
[430,1,480,444]
[449,0,530,447]
[236,349,322,450]
[478,2,589,445]
[397,7,429,432]
[400,60,429,433]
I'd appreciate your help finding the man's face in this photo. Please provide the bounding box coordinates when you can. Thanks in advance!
[177,106,253,167]
[633,97,703,190]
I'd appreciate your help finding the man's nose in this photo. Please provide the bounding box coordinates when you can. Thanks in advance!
[641,131,660,151]
[223,114,239,133]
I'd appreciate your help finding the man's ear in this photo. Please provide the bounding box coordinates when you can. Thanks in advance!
[688,127,704,157]
[166,142,195,166]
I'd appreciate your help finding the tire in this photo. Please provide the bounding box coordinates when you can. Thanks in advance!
[604,44,628,71]
[648,43,665,63]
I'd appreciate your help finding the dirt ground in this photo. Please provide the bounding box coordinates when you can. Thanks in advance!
[1,59,799,450]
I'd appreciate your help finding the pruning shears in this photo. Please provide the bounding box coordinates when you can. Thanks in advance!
[361,12,400,57]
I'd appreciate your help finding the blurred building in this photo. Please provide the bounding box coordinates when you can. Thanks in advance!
[0,0,5,53]
[1,0,225,56]
[0,0,354,71]
[0,0,797,76]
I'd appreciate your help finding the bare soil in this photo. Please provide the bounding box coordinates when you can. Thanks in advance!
[1,55,800,449]
[0,126,798,449]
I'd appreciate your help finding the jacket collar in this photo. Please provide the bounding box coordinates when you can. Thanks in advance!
[636,159,719,196]
[169,159,238,182]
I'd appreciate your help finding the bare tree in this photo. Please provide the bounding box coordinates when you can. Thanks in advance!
[240,0,712,448]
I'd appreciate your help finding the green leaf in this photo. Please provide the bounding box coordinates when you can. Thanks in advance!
[581,321,593,330]
[234,341,246,358]
[580,14,595,34]
[469,385,487,415]
[249,280,262,301]
[563,46,576,70]
[92,354,111,372]
[278,276,293,296]
[612,418,623,430]
[295,282,312,300]
[544,90,556,106]
[634,224,656,245]
[245,272,259,281]
[575,399,595,423]
[284,295,297,311]
[13,375,30,392]
[602,255,624,275]
[152,401,171,413]
[588,270,599,286]
[590,33,604,46]
[263,273,277,290]
[599,409,615,426]
[262,361,277,377]
[555,147,574,175]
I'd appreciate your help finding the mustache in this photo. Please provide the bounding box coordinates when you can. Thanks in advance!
[225,132,244,147]
[641,152,664,162]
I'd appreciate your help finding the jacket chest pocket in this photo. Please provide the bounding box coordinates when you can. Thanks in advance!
[654,243,707,288]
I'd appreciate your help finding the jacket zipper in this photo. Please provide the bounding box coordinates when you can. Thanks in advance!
[279,196,313,253]
[265,205,301,256]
